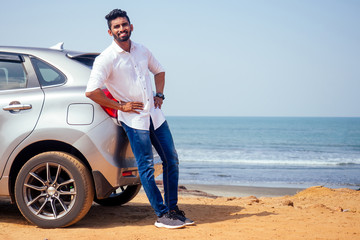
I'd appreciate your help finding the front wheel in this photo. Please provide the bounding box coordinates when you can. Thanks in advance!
[14,152,94,228]
[94,184,141,206]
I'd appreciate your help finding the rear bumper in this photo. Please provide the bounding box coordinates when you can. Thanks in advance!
[93,161,162,199]
[74,118,163,199]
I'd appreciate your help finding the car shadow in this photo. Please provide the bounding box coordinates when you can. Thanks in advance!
[0,198,29,225]
[0,197,275,228]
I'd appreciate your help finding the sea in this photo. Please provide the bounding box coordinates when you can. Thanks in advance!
[165,116,360,189]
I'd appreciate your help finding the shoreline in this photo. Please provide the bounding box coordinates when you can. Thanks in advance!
[0,183,353,202]
[152,180,305,198]
[0,184,306,203]
[181,184,304,197]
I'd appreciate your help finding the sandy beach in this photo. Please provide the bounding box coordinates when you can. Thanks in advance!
[0,184,359,240]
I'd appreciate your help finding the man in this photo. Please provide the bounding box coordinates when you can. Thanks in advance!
[85,9,194,229]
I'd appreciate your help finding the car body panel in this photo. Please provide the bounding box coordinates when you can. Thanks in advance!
[0,53,45,178]
[0,87,44,178]
[0,45,163,201]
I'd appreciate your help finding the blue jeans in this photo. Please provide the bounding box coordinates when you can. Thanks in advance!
[121,120,179,217]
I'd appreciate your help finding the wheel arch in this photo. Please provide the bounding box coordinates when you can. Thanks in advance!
[8,140,92,202]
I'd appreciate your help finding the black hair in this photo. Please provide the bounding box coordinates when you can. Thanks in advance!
[105,9,131,29]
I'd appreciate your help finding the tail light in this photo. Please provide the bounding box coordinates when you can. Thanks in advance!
[122,170,136,177]
[101,88,118,118]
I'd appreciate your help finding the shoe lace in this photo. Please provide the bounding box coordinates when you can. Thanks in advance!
[171,207,185,218]
[167,211,180,220]
[174,208,186,217]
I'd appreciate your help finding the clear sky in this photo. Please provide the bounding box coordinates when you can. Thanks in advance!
[1,0,359,117]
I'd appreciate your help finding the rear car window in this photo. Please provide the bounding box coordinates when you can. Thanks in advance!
[31,58,66,87]
[67,53,98,68]
[0,60,27,90]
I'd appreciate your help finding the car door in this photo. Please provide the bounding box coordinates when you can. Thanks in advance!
[0,53,44,177]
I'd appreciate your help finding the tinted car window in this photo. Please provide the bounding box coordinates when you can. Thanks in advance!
[31,58,66,86]
[71,55,97,68]
[0,61,27,90]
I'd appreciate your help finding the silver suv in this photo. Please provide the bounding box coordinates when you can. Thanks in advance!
[0,43,161,228]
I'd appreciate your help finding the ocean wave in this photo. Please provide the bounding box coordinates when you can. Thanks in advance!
[336,162,360,166]
[179,158,360,166]
[170,117,360,188]
[176,147,360,166]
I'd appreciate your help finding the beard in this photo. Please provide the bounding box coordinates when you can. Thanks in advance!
[113,30,132,42]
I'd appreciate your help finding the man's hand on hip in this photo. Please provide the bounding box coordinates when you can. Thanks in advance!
[119,101,144,114]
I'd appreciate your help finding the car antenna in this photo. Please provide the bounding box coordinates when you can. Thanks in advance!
[50,42,64,50]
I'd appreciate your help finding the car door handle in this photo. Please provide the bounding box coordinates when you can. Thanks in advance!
[3,104,32,111]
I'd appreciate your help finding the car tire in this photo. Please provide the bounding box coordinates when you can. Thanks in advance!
[14,152,94,228]
[94,184,141,206]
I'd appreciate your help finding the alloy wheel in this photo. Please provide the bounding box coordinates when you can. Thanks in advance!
[23,162,77,219]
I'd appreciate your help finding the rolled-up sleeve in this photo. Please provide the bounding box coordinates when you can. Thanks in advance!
[147,49,165,75]
[86,54,111,92]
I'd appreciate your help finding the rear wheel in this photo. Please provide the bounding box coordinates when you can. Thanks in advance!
[94,184,141,206]
[14,152,94,228]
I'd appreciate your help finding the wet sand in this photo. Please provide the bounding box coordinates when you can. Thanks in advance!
[182,184,304,197]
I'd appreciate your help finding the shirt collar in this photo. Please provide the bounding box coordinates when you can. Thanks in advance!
[111,40,136,53]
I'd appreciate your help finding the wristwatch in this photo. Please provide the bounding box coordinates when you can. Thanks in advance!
[155,92,165,100]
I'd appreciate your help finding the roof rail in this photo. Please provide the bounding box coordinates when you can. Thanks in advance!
[50,42,64,50]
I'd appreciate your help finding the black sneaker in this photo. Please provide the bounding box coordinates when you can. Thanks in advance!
[171,207,195,226]
[154,212,186,229]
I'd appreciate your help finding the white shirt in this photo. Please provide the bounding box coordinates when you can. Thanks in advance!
[86,40,166,130]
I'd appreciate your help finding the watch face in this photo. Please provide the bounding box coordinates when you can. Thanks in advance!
[156,93,165,99]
